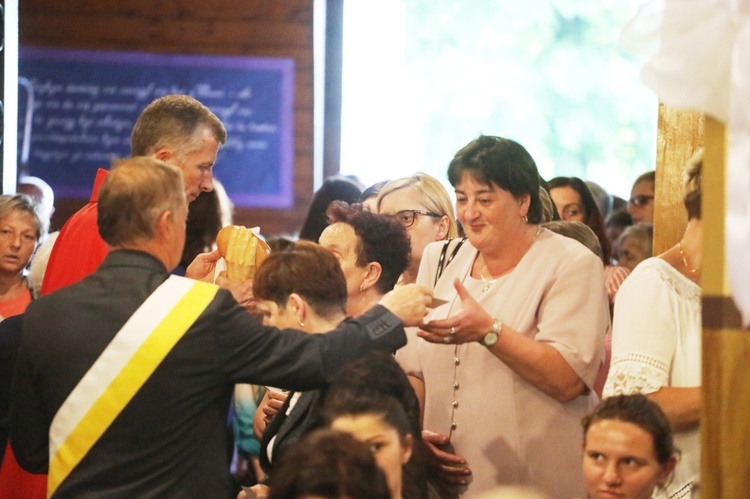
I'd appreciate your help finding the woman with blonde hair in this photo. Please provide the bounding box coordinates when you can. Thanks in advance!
[0,194,46,318]
[377,173,458,285]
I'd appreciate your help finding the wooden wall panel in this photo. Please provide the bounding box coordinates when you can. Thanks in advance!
[653,105,704,255]
[20,0,315,237]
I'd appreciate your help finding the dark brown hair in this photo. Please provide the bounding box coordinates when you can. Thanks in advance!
[548,176,611,263]
[322,352,428,499]
[582,394,675,464]
[253,241,347,319]
[325,201,410,294]
[447,135,543,224]
[269,429,390,499]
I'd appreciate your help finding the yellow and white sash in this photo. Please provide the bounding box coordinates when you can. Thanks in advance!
[47,275,218,497]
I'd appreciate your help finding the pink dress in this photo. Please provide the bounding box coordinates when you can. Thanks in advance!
[397,229,609,497]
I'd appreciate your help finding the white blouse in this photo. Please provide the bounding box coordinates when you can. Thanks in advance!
[604,257,701,498]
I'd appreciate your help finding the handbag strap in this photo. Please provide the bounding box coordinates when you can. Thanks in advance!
[434,237,467,287]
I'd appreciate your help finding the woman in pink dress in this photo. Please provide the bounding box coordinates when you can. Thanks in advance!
[397,136,609,498]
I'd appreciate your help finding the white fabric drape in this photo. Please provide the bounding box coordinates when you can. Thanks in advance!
[622,0,750,325]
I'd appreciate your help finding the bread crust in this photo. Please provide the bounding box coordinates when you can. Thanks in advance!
[216,225,270,281]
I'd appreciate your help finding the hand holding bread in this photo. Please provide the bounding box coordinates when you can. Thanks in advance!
[216,225,271,282]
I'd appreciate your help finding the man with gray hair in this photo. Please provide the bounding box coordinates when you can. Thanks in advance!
[10,157,431,497]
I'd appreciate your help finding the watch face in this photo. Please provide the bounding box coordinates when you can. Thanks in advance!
[482,331,499,346]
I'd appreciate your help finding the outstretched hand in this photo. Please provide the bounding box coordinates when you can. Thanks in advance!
[418,279,494,344]
[378,284,433,327]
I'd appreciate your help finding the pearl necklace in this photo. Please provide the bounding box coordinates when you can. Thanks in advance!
[479,267,498,293]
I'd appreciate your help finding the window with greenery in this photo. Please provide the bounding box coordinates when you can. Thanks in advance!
[340,0,656,198]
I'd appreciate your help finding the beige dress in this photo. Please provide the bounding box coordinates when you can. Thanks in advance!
[397,229,609,498]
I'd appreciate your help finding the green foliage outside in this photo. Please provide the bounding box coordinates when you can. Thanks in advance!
[341,0,656,198]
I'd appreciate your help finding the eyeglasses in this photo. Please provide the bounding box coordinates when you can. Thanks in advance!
[390,209,441,228]
[629,195,654,207]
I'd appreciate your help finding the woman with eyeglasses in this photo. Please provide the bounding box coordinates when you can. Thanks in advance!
[376,173,459,285]
[396,136,609,497]
[627,171,655,225]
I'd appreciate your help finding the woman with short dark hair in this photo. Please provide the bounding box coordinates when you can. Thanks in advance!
[397,135,609,497]
[582,394,677,499]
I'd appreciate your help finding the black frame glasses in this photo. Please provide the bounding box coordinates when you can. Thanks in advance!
[628,195,654,207]
[391,209,441,228]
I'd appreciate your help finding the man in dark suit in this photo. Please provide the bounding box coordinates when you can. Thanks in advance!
[10,157,431,498]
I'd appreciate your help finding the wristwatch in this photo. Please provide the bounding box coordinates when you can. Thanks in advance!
[481,318,501,347]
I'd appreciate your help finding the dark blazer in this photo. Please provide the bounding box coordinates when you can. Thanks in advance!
[259,389,325,475]
[10,250,405,498]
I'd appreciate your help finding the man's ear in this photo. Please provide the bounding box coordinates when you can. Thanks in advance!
[156,210,174,240]
[153,147,172,162]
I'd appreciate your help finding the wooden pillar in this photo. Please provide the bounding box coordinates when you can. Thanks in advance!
[701,117,750,497]
[653,104,704,255]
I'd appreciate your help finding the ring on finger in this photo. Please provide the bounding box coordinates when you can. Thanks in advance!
[443,333,454,344]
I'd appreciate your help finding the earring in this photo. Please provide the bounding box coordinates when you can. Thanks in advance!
[297,317,305,327]
[521,215,528,223]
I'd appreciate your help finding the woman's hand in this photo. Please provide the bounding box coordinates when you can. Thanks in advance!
[422,430,472,489]
[418,279,494,345]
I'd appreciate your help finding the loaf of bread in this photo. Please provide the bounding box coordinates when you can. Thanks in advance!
[216,225,270,282]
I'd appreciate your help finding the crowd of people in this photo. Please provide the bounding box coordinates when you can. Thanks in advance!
[0,93,700,499]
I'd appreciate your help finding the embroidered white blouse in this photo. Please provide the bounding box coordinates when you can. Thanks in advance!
[604,257,701,498]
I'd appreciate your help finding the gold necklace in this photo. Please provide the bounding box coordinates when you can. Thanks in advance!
[678,241,698,275]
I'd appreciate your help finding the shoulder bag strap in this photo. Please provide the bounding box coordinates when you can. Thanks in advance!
[434,237,467,287]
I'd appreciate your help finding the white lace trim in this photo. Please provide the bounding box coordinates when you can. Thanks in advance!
[603,352,669,397]
[635,258,701,304]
